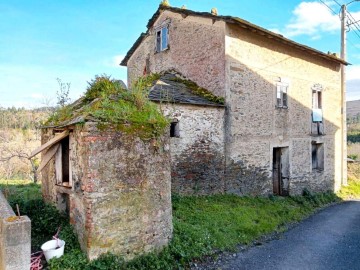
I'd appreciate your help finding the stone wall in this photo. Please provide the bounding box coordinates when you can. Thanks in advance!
[127,10,226,98]
[0,191,31,270]
[125,9,344,196]
[161,103,225,195]
[225,23,343,195]
[41,123,172,260]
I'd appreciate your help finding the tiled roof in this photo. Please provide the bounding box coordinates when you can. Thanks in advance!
[120,5,348,66]
[148,72,225,107]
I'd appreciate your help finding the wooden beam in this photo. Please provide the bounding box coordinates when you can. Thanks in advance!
[29,131,69,158]
[37,143,60,172]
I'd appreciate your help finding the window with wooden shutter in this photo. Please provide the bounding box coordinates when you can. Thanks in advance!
[55,134,72,187]
[276,82,288,108]
[311,84,324,135]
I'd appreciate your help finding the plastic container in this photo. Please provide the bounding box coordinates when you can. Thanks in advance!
[41,239,65,262]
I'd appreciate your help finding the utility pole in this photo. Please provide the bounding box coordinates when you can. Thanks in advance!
[340,4,348,186]
[340,0,359,186]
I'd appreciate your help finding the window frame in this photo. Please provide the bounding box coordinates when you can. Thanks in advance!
[55,134,72,188]
[276,82,289,109]
[155,21,170,53]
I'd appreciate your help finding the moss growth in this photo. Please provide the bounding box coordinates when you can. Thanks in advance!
[160,0,170,7]
[45,74,168,139]
[170,77,225,104]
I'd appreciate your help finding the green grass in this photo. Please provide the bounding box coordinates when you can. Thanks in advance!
[0,179,41,202]
[337,163,360,200]
[46,74,168,140]
[0,179,341,269]
[0,179,80,253]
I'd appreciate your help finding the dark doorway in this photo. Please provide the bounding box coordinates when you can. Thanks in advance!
[273,147,290,196]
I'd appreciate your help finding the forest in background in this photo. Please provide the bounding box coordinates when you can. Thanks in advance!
[0,107,51,181]
[0,102,360,180]
[348,112,360,160]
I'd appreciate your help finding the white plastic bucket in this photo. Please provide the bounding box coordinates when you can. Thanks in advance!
[41,239,65,262]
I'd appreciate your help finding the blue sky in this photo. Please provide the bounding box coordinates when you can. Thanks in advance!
[1,0,360,108]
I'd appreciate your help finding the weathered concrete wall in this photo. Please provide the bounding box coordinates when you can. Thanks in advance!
[161,104,225,195]
[127,10,226,98]
[225,24,343,195]
[41,123,172,260]
[0,191,31,270]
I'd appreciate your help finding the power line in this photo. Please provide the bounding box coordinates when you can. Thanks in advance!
[347,11,360,31]
[332,0,342,7]
[346,11,360,39]
[318,0,338,15]
[347,36,360,51]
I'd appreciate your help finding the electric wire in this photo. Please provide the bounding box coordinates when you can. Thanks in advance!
[332,0,342,7]
[318,0,338,15]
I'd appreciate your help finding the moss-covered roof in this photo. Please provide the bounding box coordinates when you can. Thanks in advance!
[43,75,169,140]
[120,5,348,67]
[148,71,225,107]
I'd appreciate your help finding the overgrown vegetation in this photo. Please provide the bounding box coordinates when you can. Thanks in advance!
[338,163,360,200]
[0,179,342,270]
[46,74,168,139]
[170,77,225,105]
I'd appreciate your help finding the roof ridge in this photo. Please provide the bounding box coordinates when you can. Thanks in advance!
[120,5,348,67]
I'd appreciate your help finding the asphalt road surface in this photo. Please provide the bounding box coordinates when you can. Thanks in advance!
[201,201,360,270]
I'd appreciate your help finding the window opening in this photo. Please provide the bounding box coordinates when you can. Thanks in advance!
[312,142,324,171]
[156,25,169,52]
[55,134,72,187]
[170,121,180,137]
[311,84,324,135]
[276,83,288,108]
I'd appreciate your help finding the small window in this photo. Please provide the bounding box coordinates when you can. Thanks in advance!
[170,121,180,138]
[55,135,72,187]
[156,26,169,52]
[311,84,324,135]
[312,142,324,171]
[276,83,288,108]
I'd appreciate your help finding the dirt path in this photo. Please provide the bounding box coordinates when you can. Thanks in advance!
[193,201,360,270]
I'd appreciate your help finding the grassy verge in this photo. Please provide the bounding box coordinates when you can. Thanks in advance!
[0,179,341,269]
[337,163,360,200]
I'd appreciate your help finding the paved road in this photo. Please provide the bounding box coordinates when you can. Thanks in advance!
[202,201,360,270]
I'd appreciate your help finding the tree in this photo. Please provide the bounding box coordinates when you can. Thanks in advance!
[0,129,40,182]
[56,78,71,107]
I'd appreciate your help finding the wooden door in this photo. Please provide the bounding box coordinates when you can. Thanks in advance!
[273,148,281,195]
[273,147,290,196]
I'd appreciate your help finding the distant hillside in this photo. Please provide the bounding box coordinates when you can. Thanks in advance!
[347,100,360,119]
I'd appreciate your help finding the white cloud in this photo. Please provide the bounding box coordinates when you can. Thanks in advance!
[103,54,126,68]
[347,65,360,101]
[30,93,45,99]
[284,2,340,38]
[113,55,125,66]
[347,65,360,80]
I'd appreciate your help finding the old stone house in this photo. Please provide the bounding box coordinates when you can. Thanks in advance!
[121,5,347,196]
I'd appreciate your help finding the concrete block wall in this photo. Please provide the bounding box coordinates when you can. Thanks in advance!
[0,191,31,270]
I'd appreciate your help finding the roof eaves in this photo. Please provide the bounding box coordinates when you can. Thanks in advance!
[120,32,148,66]
[149,98,225,108]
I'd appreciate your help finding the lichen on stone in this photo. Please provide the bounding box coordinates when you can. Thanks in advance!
[169,77,225,105]
[160,0,170,7]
